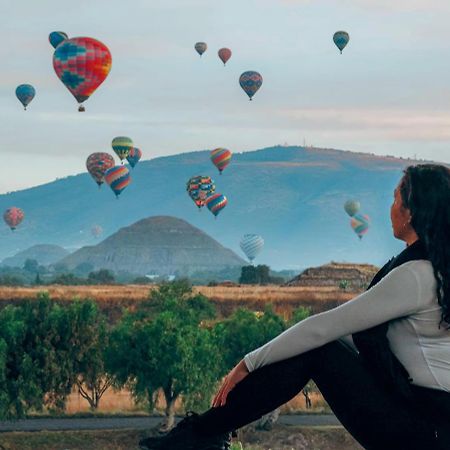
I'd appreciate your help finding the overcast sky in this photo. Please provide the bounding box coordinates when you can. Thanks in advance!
[1,0,450,194]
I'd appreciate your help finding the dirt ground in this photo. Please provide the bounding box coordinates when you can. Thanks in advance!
[0,425,364,450]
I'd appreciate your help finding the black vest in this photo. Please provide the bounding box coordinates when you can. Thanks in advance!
[352,239,428,400]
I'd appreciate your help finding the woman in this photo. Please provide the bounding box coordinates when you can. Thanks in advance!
[139,164,450,450]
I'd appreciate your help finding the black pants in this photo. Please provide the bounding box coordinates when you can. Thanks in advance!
[199,341,450,450]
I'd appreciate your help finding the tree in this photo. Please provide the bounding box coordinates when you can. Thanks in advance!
[63,301,113,410]
[0,338,8,418]
[214,305,286,431]
[239,266,259,284]
[34,273,42,285]
[0,274,24,286]
[0,294,74,418]
[239,265,282,285]
[108,281,221,430]
[88,269,115,285]
[289,306,312,326]
[256,265,271,284]
[23,259,38,273]
[214,305,286,375]
[51,273,85,285]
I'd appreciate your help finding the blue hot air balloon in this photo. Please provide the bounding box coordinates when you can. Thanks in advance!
[240,234,264,263]
[195,42,207,57]
[49,31,68,49]
[333,31,350,54]
[205,193,227,217]
[104,166,131,198]
[15,84,36,110]
[126,147,142,169]
[239,71,263,101]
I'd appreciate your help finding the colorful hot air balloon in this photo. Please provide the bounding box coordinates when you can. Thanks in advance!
[15,84,35,110]
[240,234,264,263]
[218,48,232,65]
[49,31,68,49]
[53,37,112,111]
[112,136,133,163]
[91,224,103,238]
[239,71,263,101]
[3,207,24,231]
[205,193,227,217]
[86,152,115,187]
[344,200,360,217]
[351,213,370,240]
[126,147,142,169]
[210,148,232,174]
[186,176,215,209]
[195,42,207,57]
[333,31,350,54]
[104,166,131,198]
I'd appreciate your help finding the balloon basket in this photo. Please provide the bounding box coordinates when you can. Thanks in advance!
[78,105,85,112]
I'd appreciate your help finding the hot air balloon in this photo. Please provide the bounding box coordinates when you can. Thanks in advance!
[86,153,115,187]
[240,234,264,263]
[112,136,133,163]
[239,71,263,101]
[126,147,142,169]
[104,166,131,198]
[91,224,103,238]
[186,176,215,209]
[49,31,68,49]
[351,213,370,240]
[205,193,227,218]
[333,31,350,54]
[195,42,207,57]
[210,148,232,174]
[53,37,112,111]
[218,48,232,66]
[15,84,35,110]
[344,200,360,217]
[3,207,24,231]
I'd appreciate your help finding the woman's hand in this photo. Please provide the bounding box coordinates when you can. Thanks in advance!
[212,359,249,407]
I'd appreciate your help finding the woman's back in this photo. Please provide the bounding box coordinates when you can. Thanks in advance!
[388,260,450,392]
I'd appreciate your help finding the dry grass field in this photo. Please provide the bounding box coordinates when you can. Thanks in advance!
[0,284,355,320]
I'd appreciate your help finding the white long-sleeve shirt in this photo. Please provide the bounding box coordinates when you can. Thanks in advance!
[244,260,450,392]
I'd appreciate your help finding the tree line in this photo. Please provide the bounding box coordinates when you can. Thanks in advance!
[0,259,293,286]
[0,281,311,428]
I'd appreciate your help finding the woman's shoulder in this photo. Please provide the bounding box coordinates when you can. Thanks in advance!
[395,260,436,295]
[398,259,434,274]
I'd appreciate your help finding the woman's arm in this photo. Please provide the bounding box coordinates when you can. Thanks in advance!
[244,261,423,372]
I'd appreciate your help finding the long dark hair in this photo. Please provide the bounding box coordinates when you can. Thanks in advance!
[399,164,450,327]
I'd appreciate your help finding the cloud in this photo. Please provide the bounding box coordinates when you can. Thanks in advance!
[278,0,450,12]
[275,107,450,141]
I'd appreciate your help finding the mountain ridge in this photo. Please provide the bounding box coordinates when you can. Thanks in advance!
[0,145,434,269]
